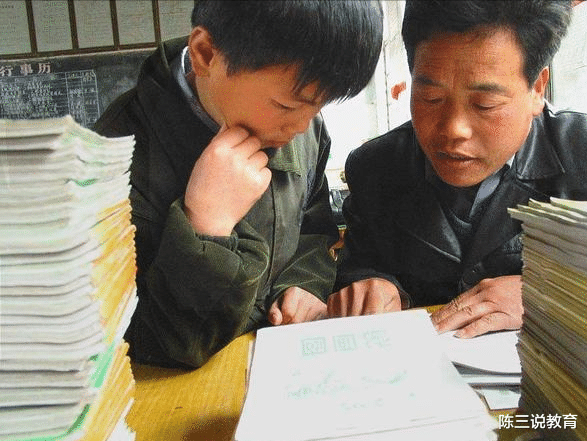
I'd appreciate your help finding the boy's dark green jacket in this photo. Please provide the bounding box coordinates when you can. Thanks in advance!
[94,38,338,369]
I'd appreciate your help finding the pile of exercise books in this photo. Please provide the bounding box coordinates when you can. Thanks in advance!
[438,329,522,410]
[0,116,138,441]
[509,198,587,441]
[235,309,498,441]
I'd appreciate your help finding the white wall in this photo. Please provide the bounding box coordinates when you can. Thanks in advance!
[551,1,587,113]
[322,0,411,188]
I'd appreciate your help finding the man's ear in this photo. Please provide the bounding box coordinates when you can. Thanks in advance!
[188,26,218,77]
[531,67,549,116]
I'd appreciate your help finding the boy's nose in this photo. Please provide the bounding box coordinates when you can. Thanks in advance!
[284,113,314,138]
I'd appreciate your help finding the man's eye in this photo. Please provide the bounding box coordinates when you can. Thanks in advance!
[474,102,499,111]
[418,95,442,104]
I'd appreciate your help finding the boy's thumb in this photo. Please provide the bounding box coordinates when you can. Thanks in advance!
[268,302,283,326]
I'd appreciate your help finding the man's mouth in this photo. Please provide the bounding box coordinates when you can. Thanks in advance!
[438,151,475,161]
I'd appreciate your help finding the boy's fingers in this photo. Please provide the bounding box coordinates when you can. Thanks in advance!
[268,302,283,325]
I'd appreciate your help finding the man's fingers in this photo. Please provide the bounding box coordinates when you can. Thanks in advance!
[455,313,505,338]
[350,288,366,316]
[328,290,349,317]
[431,292,470,324]
[432,301,493,334]
[362,291,386,315]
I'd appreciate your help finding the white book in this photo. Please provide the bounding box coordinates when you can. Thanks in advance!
[235,310,496,441]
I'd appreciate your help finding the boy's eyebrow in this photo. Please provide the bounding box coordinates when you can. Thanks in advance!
[293,94,321,105]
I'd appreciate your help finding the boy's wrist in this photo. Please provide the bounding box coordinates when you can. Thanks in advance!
[183,200,234,237]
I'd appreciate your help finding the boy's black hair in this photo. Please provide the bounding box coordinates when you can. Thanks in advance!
[191,0,383,103]
[402,0,573,86]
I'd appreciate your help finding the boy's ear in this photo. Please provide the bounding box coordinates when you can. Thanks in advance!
[531,67,549,116]
[188,26,218,77]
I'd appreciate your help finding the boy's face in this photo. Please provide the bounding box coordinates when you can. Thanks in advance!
[199,57,324,148]
[410,28,547,188]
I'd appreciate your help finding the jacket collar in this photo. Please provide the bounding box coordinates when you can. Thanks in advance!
[269,139,301,174]
[513,103,565,181]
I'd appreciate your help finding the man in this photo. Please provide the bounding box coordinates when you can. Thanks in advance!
[330,0,587,338]
[95,0,383,368]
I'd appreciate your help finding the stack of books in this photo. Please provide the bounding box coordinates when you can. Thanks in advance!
[235,310,497,441]
[509,198,587,441]
[0,116,138,441]
[438,329,522,411]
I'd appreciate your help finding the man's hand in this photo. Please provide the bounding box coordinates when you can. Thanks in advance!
[431,275,523,338]
[327,278,402,317]
[184,124,272,236]
[268,287,327,326]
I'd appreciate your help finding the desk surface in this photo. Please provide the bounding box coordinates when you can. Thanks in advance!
[127,328,529,441]
[128,332,254,441]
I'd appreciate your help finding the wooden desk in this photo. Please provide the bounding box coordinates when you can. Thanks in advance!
[127,332,254,441]
[127,326,529,441]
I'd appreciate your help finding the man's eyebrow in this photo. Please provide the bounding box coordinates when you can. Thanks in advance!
[468,82,510,95]
[413,75,441,87]
[413,75,510,95]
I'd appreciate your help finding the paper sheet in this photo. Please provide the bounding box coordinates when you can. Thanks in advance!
[438,330,521,374]
[236,310,496,441]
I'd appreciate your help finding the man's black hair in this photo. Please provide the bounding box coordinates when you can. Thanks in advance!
[402,0,573,86]
[191,0,383,103]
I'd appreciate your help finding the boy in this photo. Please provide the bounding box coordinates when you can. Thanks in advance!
[330,0,587,338]
[95,0,383,368]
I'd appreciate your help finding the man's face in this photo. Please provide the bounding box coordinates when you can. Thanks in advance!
[202,59,323,148]
[410,28,547,187]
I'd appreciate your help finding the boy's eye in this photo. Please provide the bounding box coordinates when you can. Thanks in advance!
[272,100,296,111]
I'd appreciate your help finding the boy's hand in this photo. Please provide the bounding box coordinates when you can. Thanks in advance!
[431,275,523,338]
[268,287,327,325]
[327,278,402,317]
[184,124,272,236]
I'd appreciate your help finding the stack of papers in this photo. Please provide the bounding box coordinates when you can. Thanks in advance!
[235,310,497,441]
[509,198,587,441]
[0,116,138,441]
[438,330,522,410]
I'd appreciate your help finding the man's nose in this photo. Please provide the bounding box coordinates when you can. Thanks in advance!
[439,102,473,141]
